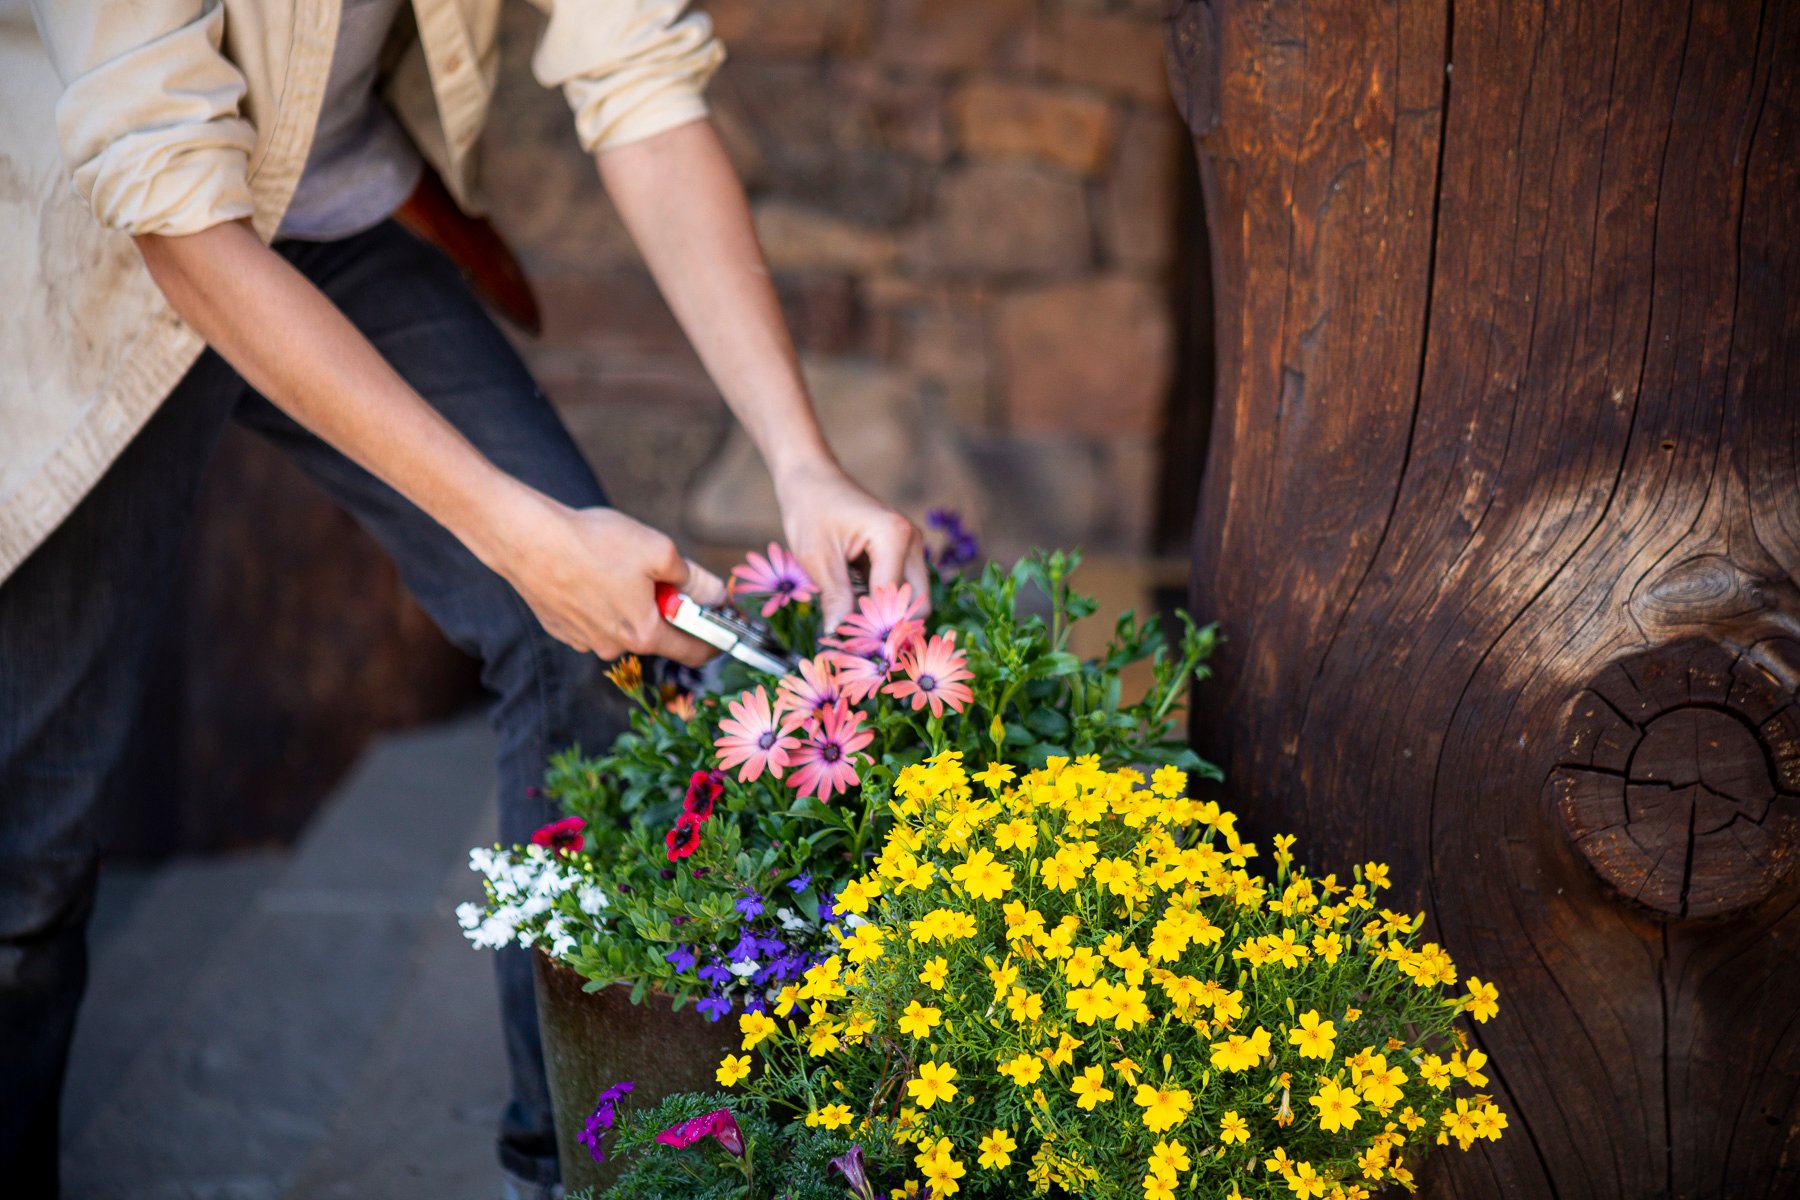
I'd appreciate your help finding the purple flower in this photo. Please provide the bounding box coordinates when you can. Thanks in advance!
[697,961,732,987]
[575,1081,635,1163]
[656,1108,745,1157]
[828,1145,875,1200]
[925,508,979,570]
[665,945,697,973]
[695,994,732,1022]
[734,890,765,919]
[817,893,837,925]
[788,873,812,893]
[744,993,768,1014]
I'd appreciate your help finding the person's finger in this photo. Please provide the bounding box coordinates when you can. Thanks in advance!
[863,513,915,592]
[679,558,728,607]
[902,535,931,612]
[811,546,856,635]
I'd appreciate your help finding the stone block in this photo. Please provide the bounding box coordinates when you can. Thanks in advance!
[1035,9,1173,105]
[829,62,951,162]
[995,275,1172,437]
[911,162,1092,279]
[753,200,902,272]
[951,80,1115,176]
[1100,106,1187,270]
[775,272,868,355]
[875,0,1035,72]
[686,357,984,545]
[705,0,874,56]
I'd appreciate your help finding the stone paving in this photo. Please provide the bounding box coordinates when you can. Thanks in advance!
[64,718,511,1200]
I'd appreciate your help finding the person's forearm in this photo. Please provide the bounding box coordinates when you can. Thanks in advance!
[595,119,835,484]
[134,221,541,570]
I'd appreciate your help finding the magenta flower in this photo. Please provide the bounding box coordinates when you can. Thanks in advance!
[775,655,843,725]
[824,646,892,705]
[730,543,817,617]
[828,1145,875,1200]
[655,1107,746,1157]
[884,629,974,717]
[787,701,874,802]
[713,685,802,783]
[828,582,926,660]
[530,816,586,855]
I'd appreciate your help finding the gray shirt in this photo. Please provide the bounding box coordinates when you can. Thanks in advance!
[278,0,423,241]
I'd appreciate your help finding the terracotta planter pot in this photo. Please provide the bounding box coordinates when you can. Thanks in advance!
[532,952,740,1195]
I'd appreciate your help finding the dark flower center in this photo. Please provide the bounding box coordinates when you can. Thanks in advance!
[758,730,777,750]
[918,674,938,691]
[822,744,842,763]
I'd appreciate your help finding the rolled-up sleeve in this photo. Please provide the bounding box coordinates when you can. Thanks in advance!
[32,0,256,236]
[527,0,726,154]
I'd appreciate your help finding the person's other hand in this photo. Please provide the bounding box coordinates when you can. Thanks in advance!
[494,499,726,665]
[773,459,928,632]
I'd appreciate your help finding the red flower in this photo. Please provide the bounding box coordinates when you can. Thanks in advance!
[665,812,704,861]
[530,816,586,854]
[683,769,725,821]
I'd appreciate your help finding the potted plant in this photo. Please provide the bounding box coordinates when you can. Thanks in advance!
[459,534,1219,1192]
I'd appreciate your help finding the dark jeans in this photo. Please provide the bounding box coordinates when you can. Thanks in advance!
[0,221,624,1196]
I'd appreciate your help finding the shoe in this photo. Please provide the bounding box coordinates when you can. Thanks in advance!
[501,1176,564,1200]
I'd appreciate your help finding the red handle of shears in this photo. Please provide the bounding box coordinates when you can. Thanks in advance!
[654,581,682,618]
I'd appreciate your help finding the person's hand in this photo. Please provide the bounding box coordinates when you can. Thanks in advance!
[490,497,726,665]
[773,458,928,632]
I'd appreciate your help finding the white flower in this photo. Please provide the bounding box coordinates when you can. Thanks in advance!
[728,960,762,979]
[578,885,610,915]
[842,912,868,929]
[455,902,482,930]
[774,906,808,932]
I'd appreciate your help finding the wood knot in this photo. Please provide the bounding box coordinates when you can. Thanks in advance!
[1547,638,1800,919]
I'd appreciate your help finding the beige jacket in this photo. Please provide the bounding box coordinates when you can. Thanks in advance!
[0,0,723,582]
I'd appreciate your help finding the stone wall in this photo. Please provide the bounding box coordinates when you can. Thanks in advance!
[482,0,1190,564]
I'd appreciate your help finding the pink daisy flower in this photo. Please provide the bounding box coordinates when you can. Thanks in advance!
[824,646,893,705]
[729,543,817,617]
[713,686,801,783]
[786,702,874,802]
[775,655,843,725]
[827,582,926,660]
[884,629,974,717]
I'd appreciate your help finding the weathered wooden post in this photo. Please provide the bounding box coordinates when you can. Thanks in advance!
[1166,0,1798,1194]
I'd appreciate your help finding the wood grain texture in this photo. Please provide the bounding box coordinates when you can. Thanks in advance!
[1170,0,1799,1194]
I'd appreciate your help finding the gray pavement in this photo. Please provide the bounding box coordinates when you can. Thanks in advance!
[63,717,511,1200]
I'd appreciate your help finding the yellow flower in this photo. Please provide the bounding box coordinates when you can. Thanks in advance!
[1354,1053,1407,1110]
[1070,1065,1114,1111]
[1209,1025,1272,1072]
[1148,1139,1191,1176]
[951,847,1015,901]
[739,1010,778,1051]
[898,999,943,1039]
[1288,1009,1337,1060]
[1287,1160,1326,1199]
[840,924,887,965]
[993,817,1039,852]
[1462,976,1500,1023]
[805,1102,853,1130]
[975,762,1017,791]
[1062,945,1103,987]
[1066,985,1118,1026]
[835,876,881,915]
[1309,1079,1361,1132]
[998,1052,1045,1087]
[1111,1056,1143,1086]
[715,1053,752,1087]
[919,956,950,991]
[915,1136,967,1196]
[1218,1110,1250,1144]
[1362,862,1391,889]
[1311,931,1344,963]
[1006,987,1044,1024]
[1142,1174,1175,1200]
[1132,1083,1194,1133]
[977,1128,1016,1170]
[1151,765,1187,797]
[908,1061,959,1109]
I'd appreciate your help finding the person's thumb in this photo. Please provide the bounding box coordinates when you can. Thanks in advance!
[680,559,728,607]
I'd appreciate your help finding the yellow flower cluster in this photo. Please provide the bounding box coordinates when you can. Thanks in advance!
[719,753,1504,1198]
